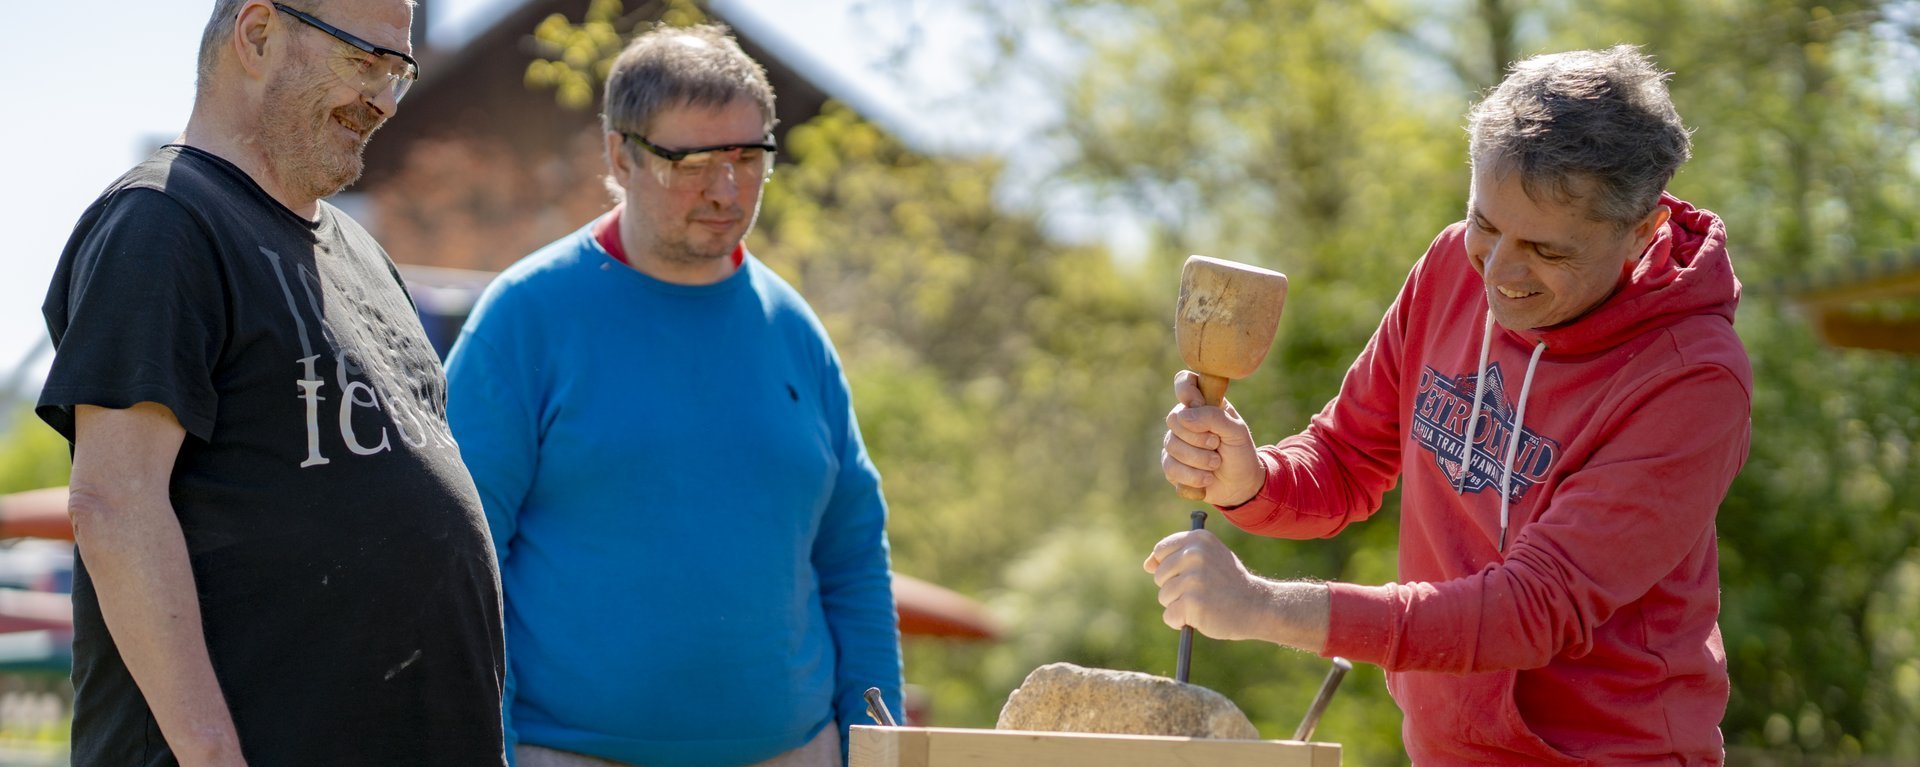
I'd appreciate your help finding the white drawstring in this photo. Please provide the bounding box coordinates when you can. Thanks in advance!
[1498,339,1548,552]
[1452,309,1548,553]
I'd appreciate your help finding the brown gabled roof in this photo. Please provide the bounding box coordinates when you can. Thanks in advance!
[359,0,831,189]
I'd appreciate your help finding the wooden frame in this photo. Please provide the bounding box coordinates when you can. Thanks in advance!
[850,725,1340,767]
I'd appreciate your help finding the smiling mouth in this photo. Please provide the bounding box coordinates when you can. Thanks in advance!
[1496,286,1539,299]
[333,116,367,140]
[332,107,382,139]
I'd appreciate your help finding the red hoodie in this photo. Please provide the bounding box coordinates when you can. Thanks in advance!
[1225,194,1751,765]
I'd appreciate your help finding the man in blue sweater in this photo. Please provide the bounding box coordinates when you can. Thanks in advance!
[445,23,902,767]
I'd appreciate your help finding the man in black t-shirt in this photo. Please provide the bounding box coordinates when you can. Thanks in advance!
[36,1,506,765]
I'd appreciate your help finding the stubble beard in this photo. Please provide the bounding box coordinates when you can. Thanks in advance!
[260,66,382,201]
[657,203,760,266]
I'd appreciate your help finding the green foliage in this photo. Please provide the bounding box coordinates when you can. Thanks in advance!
[758,105,1176,597]
[1717,305,1920,757]
[527,0,707,110]
[758,95,1418,759]
[0,413,69,494]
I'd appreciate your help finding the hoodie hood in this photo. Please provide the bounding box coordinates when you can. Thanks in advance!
[1517,193,1737,356]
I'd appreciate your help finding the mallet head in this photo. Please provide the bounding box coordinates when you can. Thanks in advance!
[1175,255,1288,405]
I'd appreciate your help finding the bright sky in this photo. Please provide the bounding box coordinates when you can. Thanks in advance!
[0,0,1022,400]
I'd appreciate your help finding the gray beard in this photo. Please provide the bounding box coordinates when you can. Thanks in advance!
[259,71,374,201]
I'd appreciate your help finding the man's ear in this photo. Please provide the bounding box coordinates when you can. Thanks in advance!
[605,131,636,181]
[1633,203,1672,251]
[231,1,280,80]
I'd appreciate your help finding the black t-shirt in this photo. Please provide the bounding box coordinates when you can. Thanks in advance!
[38,146,506,767]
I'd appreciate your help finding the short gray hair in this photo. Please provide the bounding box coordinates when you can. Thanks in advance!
[196,1,338,94]
[1467,45,1692,228]
[601,23,776,140]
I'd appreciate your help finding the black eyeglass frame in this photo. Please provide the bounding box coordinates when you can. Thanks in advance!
[621,132,778,163]
[272,3,420,85]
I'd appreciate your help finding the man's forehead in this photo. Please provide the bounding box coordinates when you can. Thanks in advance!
[312,0,415,53]
[648,100,769,141]
[1468,170,1601,252]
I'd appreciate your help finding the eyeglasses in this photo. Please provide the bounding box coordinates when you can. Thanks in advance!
[622,132,777,191]
[273,2,420,103]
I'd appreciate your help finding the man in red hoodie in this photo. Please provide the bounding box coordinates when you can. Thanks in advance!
[1150,45,1750,765]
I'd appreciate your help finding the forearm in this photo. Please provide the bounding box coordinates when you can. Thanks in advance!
[1251,578,1332,655]
[71,489,245,766]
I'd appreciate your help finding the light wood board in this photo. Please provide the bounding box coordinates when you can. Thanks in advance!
[850,726,1340,767]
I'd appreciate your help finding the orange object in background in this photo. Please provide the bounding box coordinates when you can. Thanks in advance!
[892,572,999,640]
[0,490,1003,688]
[890,573,998,727]
[0,488,70,542]
[0,488,76,638]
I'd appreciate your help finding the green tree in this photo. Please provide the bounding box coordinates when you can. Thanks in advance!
[0,412,69,494]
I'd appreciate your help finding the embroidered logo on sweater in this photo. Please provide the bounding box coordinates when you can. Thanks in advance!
[1413,363,1561,501]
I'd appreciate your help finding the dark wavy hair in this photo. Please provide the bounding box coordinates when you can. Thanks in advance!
[1468,45,1693,229]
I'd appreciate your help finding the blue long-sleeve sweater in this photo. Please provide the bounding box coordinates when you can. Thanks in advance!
[445,221,902,767]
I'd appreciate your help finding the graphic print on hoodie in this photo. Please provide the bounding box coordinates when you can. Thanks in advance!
[1413,362,1562,503]
[1220,194,1752,766]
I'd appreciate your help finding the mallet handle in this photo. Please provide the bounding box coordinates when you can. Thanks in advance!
[1195,372,1230,407]
[1176,374,1233,500]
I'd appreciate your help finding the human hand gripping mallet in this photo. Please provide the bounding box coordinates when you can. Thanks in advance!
[1173,255,1288,501]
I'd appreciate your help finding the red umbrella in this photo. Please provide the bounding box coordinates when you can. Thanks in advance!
[893,572,999,640]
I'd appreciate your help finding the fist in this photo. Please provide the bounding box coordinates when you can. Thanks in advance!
[1163,371,1264,507]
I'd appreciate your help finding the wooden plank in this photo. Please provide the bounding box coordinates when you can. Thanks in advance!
[851,726,928,767]
[850,726,1339,767]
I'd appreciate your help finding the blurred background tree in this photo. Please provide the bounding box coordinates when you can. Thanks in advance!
[515,0,1920,763]
[0,411,67,496]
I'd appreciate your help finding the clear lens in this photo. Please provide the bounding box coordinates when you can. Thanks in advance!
[648,147,774,190]
[325,52,418,103]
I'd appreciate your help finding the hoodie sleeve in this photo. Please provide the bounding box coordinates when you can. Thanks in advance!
[1221,239,1439,539]
[1322,358,1750,672]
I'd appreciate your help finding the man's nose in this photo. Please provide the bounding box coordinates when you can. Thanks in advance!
[1483,239,1524,282]
[367,85,398,119]
[700,162,741,199]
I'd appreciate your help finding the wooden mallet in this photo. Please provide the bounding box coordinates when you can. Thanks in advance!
[1173,255,1288,501]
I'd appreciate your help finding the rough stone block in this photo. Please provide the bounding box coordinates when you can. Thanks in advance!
[995,662,1260,740]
